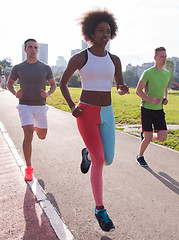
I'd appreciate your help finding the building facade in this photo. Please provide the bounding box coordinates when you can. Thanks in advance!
[170,57,179,77]
[71,40,110,57]
[126,62,154,78]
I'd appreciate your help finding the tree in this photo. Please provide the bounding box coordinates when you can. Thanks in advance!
[0,57,12,76]
[0,57,12,68]
[174,75,179,84]
[55,73,81,87]
[0,65,3,75]
[55,72,64,85]
[123,70,139,88]
[68,74,81,87]
[165,59,175,88]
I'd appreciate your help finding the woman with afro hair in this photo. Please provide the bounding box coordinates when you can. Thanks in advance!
[60,9,129,232]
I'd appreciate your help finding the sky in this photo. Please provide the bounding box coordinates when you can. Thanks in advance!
[1,0,179,70]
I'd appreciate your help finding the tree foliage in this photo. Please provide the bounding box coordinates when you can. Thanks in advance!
[55,73,81,87]
[165,59,175,88]
[68,74,81,87]
[55,72,63,84]
[0,57,12,76]
[0,65,3,75]
[123,69,139,87]
[0,58,12,68]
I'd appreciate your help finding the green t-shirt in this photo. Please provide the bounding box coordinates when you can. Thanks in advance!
[140,66,170,110]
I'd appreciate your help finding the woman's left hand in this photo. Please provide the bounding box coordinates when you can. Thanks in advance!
[72,105,82,118]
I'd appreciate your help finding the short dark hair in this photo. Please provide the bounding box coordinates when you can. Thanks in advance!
[154,47,166,56]
[24,38,37,48]
[78,9,118,44]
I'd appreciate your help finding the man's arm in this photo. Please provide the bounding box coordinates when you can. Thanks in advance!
[7,78,22,98]
[164,87,168,99]
[163,87,168,105]
[40,77,56,98]
[136,80,161,104]
[7,78,17,96]
[47,77,56,96]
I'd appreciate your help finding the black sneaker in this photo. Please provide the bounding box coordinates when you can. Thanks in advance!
[95,208,115,232]
[136,155,148,167]
[80,148,91,174]
[140,131,144,141]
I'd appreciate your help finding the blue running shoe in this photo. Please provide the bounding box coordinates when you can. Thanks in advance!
[136,155,148,167]
[95,208,115,232]
[80,148,91,174]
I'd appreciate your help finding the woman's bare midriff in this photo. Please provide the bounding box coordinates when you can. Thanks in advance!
[80,90,111,106]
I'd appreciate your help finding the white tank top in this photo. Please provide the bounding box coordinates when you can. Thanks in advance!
[79,49,115,91]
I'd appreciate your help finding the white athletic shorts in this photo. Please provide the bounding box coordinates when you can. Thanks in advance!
[17,104,49,128]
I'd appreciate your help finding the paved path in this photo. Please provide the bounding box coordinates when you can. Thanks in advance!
[0,89,179,240]
[0,123,60,240]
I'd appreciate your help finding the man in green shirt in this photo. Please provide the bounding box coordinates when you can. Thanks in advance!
[136,47,170,167]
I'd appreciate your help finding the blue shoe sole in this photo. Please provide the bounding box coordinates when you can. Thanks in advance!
[81,148,91,174]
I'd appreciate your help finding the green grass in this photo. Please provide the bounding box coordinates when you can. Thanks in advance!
[154,129,179,151]
[15,85,179,151]
[164,90,179,124]
[47,87,179,125]
[47,87,81,112]
[112,88,142,125]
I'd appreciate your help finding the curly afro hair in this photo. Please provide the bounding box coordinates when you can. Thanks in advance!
[78,9,118,44]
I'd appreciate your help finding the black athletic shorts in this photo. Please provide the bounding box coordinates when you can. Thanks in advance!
[141,107,167,132]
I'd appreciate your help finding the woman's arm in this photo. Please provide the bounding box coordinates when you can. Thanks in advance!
[60,52,85,117]
[111,54,129,95]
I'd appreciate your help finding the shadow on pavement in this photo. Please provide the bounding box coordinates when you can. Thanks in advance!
[23,185,58,240]
[145,167,179,195]
[101,236,113,240]
[38,179,61,215]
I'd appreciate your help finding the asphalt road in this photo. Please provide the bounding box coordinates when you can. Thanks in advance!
[0,89,179,240]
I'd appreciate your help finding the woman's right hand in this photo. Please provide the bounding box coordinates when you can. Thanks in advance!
[71,105,82,118]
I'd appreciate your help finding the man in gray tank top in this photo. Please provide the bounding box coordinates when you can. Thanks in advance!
[8,39,56,181]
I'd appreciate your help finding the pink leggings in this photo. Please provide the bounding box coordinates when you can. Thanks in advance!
[77,102,115,206]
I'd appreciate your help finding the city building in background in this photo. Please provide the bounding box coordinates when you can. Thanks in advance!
[71,40,110,57]
[19,39,179,82]
[56,56,67,69]
[51,56,67,75]
[71,49,81,56]
[22,43,48,64]
[81,40,90,50]
[38,43,48,64]
[171,57,179,77]
[126,62,154,78]
[126,56,179,79]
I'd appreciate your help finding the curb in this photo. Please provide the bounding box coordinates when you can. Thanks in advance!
[0,121,75,240]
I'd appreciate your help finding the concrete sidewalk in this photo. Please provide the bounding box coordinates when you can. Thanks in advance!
[0,122,74,240]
